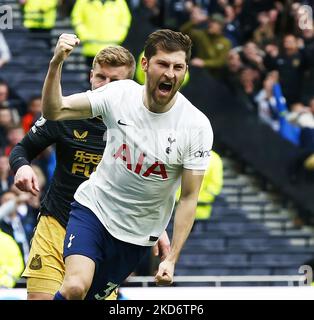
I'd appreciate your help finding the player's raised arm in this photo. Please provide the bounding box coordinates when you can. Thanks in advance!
[155,169,205,286]
[42,34,92,121]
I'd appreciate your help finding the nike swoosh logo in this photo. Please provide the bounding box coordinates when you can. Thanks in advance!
[117,119,128,126]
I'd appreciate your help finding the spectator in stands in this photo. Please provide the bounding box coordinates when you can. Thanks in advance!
[261,74,301,146]
[0,81,8,103]
[0,155,14,196]
[223,4,243,47]
[0,228,24,288]
[264,34,306,109]
[237,66,261,112]
[255,71,280,131]
[162,0,194,30]
[225,44,264,111]
[139,0,164,29]
[233,0,244,16]
[238,0,275,42]
[301,22,314,51]
[0,80,25,119]
[287,99,314,130]
[0,191,33,265]
[0,189,31,222]
[269,5,283,34]
[22,96,42,133]
[286,99,314,182]
[288,1,309,37]
[194,0,215,14]
[300,24,314,104]
[237,41,265,74]
[180,9,231,79]
[288,98,314,155]
[4,125,25,157]
[71,0,132,68]
[253,11,276,48]
[222,50,244,93]
[20,0,58,48]
[0,107,14,151]
[0,31,11,69]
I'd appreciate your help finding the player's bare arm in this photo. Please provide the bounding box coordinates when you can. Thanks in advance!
[152,231,171,261]
[42,33,92,121]
[155,168,205,285]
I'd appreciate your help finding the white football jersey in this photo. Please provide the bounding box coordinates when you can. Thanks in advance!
[74,80,213,246]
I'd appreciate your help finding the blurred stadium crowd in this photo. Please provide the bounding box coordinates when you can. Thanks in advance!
[1,0,314,288]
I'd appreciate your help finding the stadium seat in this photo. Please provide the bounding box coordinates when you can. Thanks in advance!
[249,253,313,267]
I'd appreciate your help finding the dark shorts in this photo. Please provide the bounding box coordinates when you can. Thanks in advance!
[64,201,151,300]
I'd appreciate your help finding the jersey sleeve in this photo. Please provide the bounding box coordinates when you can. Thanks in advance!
[183,118,213,171]
[9,117,58,173]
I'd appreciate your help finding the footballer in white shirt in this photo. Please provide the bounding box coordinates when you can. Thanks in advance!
[42,29,213,300]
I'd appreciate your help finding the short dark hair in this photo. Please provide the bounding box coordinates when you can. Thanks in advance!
[144,29,192,64]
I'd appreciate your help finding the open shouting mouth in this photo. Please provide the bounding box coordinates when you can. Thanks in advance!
[158,82,173,95]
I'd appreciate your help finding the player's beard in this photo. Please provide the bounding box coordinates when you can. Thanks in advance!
[147,73,183,108]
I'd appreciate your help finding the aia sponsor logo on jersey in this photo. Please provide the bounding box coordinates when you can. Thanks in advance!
[113,143,168,179]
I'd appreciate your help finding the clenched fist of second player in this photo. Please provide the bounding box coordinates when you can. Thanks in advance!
[52,33,80,65]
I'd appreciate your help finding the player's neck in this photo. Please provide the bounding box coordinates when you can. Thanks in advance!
[142,91,177,114]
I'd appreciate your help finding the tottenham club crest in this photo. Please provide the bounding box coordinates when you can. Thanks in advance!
[67,234,75,248]
[166,136,176,155]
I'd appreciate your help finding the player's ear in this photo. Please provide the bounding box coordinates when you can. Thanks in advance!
[141,56,148,72]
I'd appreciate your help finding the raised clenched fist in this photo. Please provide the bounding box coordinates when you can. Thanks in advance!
[52,33,80,64]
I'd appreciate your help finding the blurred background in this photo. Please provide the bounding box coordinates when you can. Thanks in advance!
[1,0,314,297]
